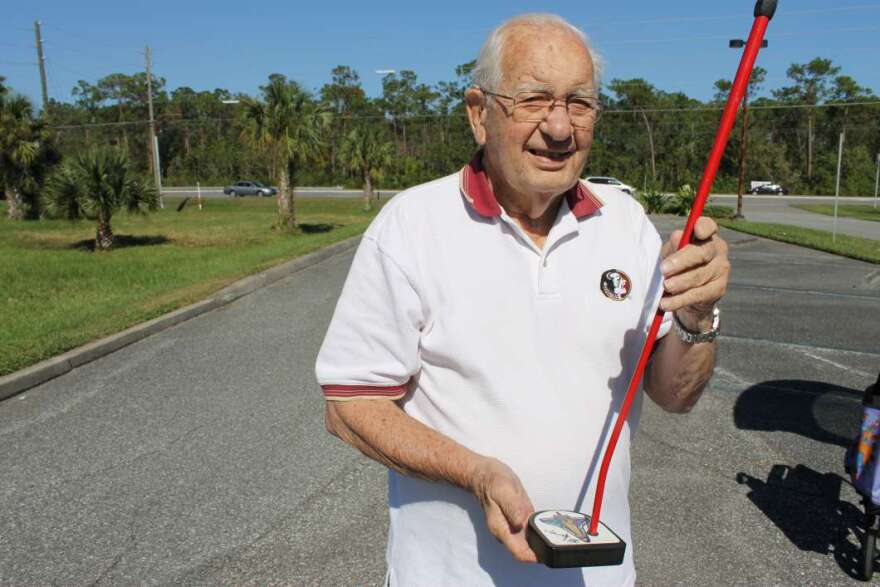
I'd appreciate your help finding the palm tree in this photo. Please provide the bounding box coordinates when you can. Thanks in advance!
[46,147,158,250]
[0,83,58,220]
[241,76,328,231]
[339,123,395,211]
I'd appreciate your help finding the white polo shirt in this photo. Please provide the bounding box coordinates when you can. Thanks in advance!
[316,152,670,586]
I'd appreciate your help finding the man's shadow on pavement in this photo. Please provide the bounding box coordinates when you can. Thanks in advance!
[734,379,867,580]
[734,379,862,448]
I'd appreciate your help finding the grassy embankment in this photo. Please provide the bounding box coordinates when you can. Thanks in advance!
[717,219,880,264]
[792,203,880,223]
[0,196,383,376]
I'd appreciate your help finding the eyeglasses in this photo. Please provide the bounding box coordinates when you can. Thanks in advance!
[480,87,602,129]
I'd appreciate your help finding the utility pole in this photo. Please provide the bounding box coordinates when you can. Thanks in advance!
[833,131,845,243]
[874,153,879,209]
[145,45,163,207]
[33,21,49,114]
[734,84,750,219]
[729,38,768,220]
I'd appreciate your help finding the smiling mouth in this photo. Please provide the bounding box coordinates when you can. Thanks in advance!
[528,149,572,161]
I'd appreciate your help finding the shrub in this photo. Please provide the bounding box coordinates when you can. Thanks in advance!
[668,184,696,216]
[639,189,667,214]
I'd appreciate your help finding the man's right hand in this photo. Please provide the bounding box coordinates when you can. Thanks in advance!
[470,458,538,563]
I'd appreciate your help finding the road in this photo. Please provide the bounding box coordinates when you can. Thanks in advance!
[711,194,879,240]
[162,186,384,199]
[1,217,879,585]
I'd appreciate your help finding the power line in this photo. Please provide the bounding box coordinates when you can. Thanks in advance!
[41,22,142,54]
[601,25,880,47]
[600,3,880,27]
[603,100,880,115]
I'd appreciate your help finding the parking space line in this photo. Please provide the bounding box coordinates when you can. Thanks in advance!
[799,350,875,379]
[719,334,880,358]
[728,283,880,301]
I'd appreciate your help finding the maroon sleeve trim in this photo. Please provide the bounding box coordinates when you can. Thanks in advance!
[322,383,409,400]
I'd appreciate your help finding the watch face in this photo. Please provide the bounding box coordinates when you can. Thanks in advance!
[674,308,720,343]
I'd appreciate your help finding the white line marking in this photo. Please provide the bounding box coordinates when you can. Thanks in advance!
[719,334,880,358]
[714,366,750,387]
[800,350,875,379]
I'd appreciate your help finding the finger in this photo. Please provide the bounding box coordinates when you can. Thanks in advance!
[661,230,683,260]
[693,216,719,242]
[485,506,538,563]
[505,531,539,563]
[659,279,727,313]
[497,490,534,531]
[661,241,717,277]
[662,263,715,296]
[486,503,513,542]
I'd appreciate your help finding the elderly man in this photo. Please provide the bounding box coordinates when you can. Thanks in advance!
[315,13,729,586]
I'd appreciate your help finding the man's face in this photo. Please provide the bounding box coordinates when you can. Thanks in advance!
[471,26,596,203]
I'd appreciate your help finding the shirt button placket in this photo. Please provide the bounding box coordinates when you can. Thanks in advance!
[538,252,559,296]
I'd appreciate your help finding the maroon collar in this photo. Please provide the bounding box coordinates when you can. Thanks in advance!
[459,151,604,219]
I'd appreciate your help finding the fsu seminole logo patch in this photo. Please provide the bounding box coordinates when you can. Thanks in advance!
[600,269,632,301]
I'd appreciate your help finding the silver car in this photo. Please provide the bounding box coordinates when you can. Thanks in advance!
[223,181,277,197]
[584,176,637,196]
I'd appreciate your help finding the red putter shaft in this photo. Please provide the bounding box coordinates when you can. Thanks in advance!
[587,4,776,536]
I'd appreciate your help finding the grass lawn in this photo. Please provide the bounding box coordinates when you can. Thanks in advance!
[0,196,383,376]
[792,203,880,223]
[717,218,880,264]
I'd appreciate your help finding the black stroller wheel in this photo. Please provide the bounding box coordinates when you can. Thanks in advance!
[862,523,876,581]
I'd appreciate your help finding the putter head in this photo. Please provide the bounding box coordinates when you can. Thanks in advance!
[754,0,778,20]
[526,510,626,568]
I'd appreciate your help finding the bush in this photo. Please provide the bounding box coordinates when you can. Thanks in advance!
[639,189,667,214]
[668,184,696,216]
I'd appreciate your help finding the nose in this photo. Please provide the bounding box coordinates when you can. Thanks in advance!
[540,101,573,143]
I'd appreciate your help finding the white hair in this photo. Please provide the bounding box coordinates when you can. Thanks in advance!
[472,13,604,91]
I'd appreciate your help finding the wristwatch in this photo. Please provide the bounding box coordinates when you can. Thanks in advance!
[672,307,720,344]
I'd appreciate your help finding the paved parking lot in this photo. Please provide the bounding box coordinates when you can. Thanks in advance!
[0,214,877,585]
[634,217,879,584]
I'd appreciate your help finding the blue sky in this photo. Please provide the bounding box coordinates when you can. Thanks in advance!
[3,1,879,105]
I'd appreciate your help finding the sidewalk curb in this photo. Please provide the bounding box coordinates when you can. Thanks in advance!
[0,236,362,401]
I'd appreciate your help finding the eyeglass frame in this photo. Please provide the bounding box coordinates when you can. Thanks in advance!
[478,86,603,129]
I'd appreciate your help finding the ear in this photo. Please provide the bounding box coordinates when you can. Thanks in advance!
[464,86,488,146]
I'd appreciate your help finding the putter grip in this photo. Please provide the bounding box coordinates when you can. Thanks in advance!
[754,0,778,19]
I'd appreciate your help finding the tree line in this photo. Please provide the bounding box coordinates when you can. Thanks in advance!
[2,56,878,230]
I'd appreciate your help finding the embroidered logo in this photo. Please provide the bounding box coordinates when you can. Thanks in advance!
[600,269,632,301]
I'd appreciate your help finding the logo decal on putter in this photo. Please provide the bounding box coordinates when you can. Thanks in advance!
[600,269,631,301]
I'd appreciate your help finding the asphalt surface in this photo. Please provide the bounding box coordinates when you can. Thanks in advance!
[711,194,880,240]
[1,214,879,585]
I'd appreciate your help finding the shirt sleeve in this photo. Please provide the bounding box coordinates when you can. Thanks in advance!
[315,235,424,401]
[639,213,673,339]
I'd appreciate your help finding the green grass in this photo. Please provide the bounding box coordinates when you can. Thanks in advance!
[792,203,880,223]
[0,197,383,376]
[701,204,736,220]
[717,218,880,264]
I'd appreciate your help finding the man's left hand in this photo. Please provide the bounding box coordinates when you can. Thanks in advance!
[658,217,730,332]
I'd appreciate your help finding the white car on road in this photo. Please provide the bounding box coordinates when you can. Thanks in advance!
[584,176,637,196]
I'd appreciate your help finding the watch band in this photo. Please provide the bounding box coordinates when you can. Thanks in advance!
[672,307,720,344]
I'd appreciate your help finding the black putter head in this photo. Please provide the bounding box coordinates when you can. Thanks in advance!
[754,0,778,20]
[526,510,626,568]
